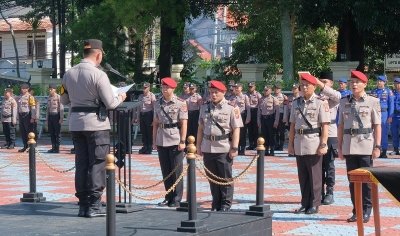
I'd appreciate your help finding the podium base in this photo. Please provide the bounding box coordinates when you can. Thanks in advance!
[176,201,188,212]
[20,192,46,203]
[116,203,145,213]
[245,205,272,217]
[177,220,208,233]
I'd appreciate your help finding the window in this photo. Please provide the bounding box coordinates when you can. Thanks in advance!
[0,37,2,58]
[27,39,46,58]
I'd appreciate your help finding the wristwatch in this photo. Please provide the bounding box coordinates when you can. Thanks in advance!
[374,145,381,150]
[319,143,327,148]
[179,140,185,144]
[231,147,239,152]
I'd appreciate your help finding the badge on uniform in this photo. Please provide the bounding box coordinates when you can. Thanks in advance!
[234,108,240,119]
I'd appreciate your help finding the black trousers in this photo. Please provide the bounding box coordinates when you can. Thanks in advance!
[239,112,247,151]
[203,152,233,209]
[139,111,153,148]
[48,113,61,147]
[157,145,184,203]
[296,155,323,208]
[19,113,32,147]
[72,130,110,206]
[260,114,275,150]
[187,110,200,141]
[322,137,337,193]
[2,122,16,145]
[345,155,373,214]
[247,108,258,148]
[274,113,285,149]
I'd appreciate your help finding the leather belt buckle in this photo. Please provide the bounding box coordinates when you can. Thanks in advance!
[298,128,303,135]
[160,123,165,129]
[350,128,354,135]
[210,135,216,141]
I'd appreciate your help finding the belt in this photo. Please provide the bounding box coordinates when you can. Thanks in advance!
[159,123,179,129]
[331,119,336,124]
[344,128,373,135]
[250,108,258,111]
[49,112,60,115]
[381,108,388,112]
[140,110,153,115]
[295,127,321,135]
[2,114,12,118]
[188,110,199,113]
[261,114,275,118]
[70,107,98,113]
[204,133,230,141]
[18,112,29,116]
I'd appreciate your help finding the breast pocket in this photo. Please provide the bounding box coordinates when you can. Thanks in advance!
[216,114,229,123]
[306,108,317,122]
[359,106,370,118]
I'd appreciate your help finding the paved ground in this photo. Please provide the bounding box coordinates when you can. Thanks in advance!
[0,137,399,235]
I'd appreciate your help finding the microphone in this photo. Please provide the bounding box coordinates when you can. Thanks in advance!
[104,63,128,80]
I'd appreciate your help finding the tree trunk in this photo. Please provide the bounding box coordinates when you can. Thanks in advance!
[336,12,365,71]
[159,15,174,78]
[51,0,58,78]
[133,39,144,82]
[0,10,20,78]
[280,8,294,82]
[58,0,66,77]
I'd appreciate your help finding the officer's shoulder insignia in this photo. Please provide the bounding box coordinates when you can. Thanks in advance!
[293,97,301,101]
[369,93,378,98]
[233,107,240,119]
[60,85,67,95]
[177,97,185,102]
[341,94,351,99]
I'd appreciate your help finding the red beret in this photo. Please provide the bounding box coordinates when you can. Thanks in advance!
[299,72,317,85]
[209,80,227,92]
[161,77,177,88]
[351,70,368,83]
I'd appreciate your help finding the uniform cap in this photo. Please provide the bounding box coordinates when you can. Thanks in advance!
[377,75,387,82]
[48,83,57,89]
[319,71,333,81]
[292,83,299,89]
[350,70,368,83]
[248,82,255,87]
[233,83,243,87]
[20,83,30,89]
[299,72,317,85]
[189,83,197,89]
[209,80,227,92]
[394,77,400,83]
[4,88,13,93]
[274,84,282,89]
[228,80,235,86]
[264,85,271,90]
[143,82,150,88]
[84,39,104,52]
[161,77,177,88]
[183,82,190,87]
[338,77,348,83]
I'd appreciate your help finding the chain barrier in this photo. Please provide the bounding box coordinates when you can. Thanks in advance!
[0,151,27,170]
[116,164,189,201]
[130,162,183,190]
[35,150,76,173]
[195,153,259,186]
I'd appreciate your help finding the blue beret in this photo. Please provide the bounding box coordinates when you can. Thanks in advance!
[338,78,347,83]
[394,77,400,83]
[377,75,387,82]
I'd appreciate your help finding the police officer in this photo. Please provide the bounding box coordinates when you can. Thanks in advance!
[61,39,126,217]
[46,84,64,153]
[391,77,400,155]
[316,71,341,205]
[17,83,36,152]
[288,72,330,215]
[180,82,191,100]
[257,85,279,156]
[246,82,262,150]
[225,80,235,100]
[134,82,156,154]
[274,84,288,151]
[28,88,40,141]
[229,83,250,155]
[1,88,17,149]
[338,78,352,98]
[283,84,300,127]
[370,75,394,158]
[338,70,381,223]
[187,83,202,140]
[152,77,188,207]
[197,80,243,211]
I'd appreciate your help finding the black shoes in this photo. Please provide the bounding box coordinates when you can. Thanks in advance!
[70,148,75,154]
[322,193,334,205]
[18,147,28,152]
[305,206,319,214]
[157,199,169,207]
[379,150,388,158]
[363,213,371,223]
[346,213,371,223]
[139,147,153,154]
[7,144,15,149]
[294,206,307,214]
[157,199,180,207]
[86,207,106,218]
[218,206,230,212]
[246,146,255,150]
[78,205,88,217]
[47,148,55,153]
[347,214,357,222]
[168,201,180,207]
[1,144,8,149]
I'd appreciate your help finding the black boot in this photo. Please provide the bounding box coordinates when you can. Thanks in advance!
[380,149,388,158]
[7,143,15,149]
[47,145,55,153]
[86,197,106,218]
[53,145,60,153]
[394,148,400,155]
[322,188,334,205]
[144,146,152,154]
[18,146,28,152]
[269,148,275,156]
[138,146,146,154]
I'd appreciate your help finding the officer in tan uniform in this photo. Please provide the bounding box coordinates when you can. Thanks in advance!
[257,85,279,156]
[197,80,243,211]
[315,71,342,205]
[1,88,17,149]
[152,77,188,207]
[246,82,262,150]
[17,83,36,152]
[187,83,202,141]
[28,88,40,142]
[61,39,126,217]
[338,70,381,223]
[46,84,64,153]
[134,82,156,154]
[229,83,250,155]
[283,84,300,126]
[274,84,288,151]
[179,82,191,100]
[288,72,330,215]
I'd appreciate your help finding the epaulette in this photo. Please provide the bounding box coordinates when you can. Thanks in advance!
[177,97,185,102]
[341,95,351,100]
[293,97,301,101]
[369,94,378,98]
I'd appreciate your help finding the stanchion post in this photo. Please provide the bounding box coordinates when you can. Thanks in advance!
[177,140,195,212]
[177,136,207,233]
[106,154,116,236]
[246,137,272,217]
[21,133,46,202]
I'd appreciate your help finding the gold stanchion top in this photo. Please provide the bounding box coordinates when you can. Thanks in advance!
[186,136,196,160]
[28,132,36,145]
[106,154,115,170]
[256,137,265,151]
